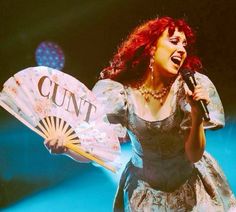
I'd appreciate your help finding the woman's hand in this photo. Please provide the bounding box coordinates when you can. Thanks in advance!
[44,137,68,154]
[44,137,91,163]
[186,84,210,122]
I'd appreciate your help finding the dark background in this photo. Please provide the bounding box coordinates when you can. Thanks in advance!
[0,0,236,208]
[0,0,236,115]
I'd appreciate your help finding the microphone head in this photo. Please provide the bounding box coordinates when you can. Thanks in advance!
[179,68,194,76]
[179,68,197,91]
[179,68,195,81]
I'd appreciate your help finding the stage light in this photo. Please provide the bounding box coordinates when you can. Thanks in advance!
[35,41,65,71]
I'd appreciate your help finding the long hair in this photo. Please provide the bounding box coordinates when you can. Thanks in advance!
[100,16,202,85]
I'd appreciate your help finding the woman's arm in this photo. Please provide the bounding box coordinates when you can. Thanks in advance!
[184,84,209,163]
[185,112,206,163]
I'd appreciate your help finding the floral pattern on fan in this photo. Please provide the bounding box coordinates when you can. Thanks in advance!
[0,66,121,172]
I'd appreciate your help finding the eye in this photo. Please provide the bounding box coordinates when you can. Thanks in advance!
[170,39,178,45]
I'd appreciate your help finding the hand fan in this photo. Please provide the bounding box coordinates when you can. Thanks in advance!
[0,66,121,172]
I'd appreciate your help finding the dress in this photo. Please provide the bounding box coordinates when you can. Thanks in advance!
[92,72,236,212]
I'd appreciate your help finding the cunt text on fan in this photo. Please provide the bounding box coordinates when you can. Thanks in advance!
[38,75,96,123]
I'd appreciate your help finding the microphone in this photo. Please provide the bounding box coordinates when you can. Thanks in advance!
[179,69,210,121]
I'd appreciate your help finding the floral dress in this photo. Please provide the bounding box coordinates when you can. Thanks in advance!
[92,72,236,212]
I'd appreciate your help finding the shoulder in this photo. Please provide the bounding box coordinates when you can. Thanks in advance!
[92,79,126,94]
[92,79,127,111]
[194,72,214,86]
[194,72,220,99]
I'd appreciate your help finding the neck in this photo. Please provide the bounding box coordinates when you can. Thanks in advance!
[141,68,174,91]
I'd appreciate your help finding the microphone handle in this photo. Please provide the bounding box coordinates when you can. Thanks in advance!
[188,76,210,121]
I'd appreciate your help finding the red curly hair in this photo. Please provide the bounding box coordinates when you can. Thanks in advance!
[100,16,202,85]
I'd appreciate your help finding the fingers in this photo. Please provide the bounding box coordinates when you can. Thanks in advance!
[185,87,193,96]
[44,137,68,154]
[185,84,210,104]
[185,87,194,106]
[192,85,210,104]
[57,137,68,153]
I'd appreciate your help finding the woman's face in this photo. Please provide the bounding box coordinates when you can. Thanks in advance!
[153,28,187,77]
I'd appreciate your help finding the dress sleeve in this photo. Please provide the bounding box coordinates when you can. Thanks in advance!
[92,79,128,138]
[179,73,225,130]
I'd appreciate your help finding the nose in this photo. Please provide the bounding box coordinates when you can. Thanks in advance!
[177,44,187,56]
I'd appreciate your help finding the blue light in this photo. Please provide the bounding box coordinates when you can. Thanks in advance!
[35,41,65,71]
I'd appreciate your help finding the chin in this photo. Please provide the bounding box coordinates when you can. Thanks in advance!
[159,65,179,78]
[167,68,179,76]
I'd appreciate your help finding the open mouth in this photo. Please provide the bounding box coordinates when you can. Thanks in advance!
[171,56,181,66]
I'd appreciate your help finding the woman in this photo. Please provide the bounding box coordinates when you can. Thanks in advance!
[45,16,236,211]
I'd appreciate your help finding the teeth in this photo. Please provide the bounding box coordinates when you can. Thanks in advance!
[172,56,181,62]
[171,56,181,65]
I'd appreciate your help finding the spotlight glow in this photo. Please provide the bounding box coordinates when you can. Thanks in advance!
[35,41,65,70]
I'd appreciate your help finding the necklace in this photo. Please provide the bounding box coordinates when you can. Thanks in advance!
[138,82,173,104]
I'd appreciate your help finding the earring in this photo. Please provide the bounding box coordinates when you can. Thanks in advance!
[149,46,156,82]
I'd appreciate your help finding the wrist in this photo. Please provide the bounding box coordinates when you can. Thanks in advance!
[190,103,203,120]
[191,112,203,126]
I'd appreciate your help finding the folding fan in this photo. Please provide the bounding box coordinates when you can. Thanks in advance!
[0,66,121,172]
